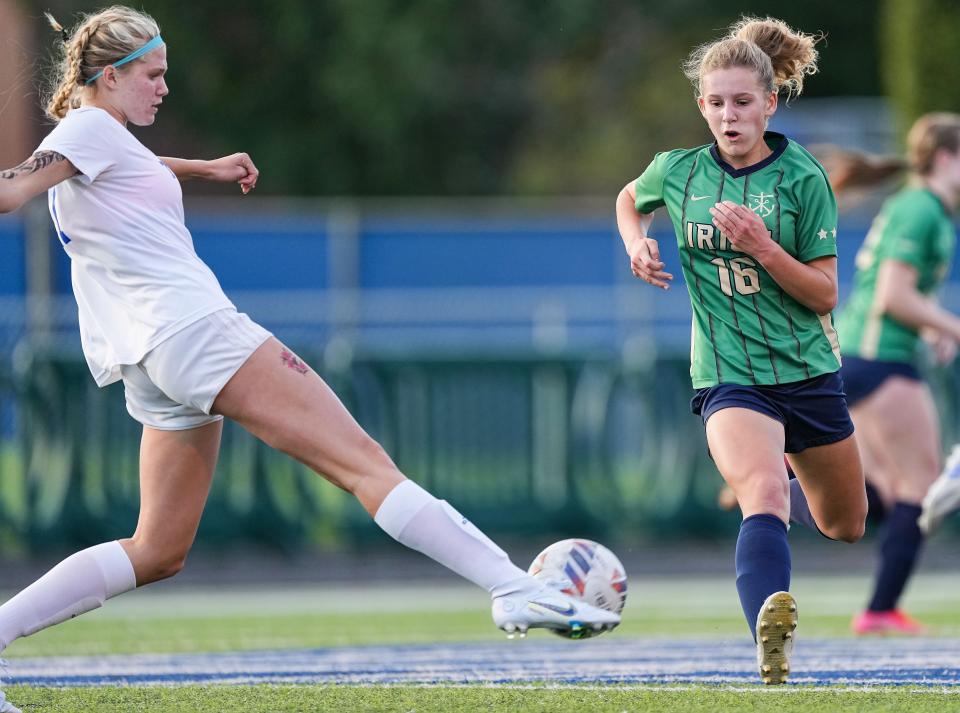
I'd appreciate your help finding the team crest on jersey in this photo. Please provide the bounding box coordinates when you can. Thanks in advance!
[747,192,775,217]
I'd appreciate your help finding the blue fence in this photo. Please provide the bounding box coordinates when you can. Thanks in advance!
[1,200,958,551]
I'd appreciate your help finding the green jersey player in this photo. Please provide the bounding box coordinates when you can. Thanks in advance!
[828,114,960,636]
[633,132,841,388]
[615,17,866,684]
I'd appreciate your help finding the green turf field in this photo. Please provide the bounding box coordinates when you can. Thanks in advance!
[3,572,960,711]
[10,685,960,713]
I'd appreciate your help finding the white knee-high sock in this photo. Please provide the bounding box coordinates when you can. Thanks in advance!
[0,541,136,651]
[374,480,533,597]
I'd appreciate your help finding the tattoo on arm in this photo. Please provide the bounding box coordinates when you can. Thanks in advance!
[0,151,71,180]
[280,348,309,375]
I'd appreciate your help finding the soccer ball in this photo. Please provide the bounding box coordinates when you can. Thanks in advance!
[528,538,628,625]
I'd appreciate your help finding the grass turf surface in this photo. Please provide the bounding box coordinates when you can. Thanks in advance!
[2,573,959,711]
[8,685,960,712]
[4,573,959,657]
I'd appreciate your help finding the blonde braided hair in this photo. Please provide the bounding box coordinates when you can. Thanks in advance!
[44,6,160,122]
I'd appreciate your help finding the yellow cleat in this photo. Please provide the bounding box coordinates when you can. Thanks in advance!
[755,591,798,685]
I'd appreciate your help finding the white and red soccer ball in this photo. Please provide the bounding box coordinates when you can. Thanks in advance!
[528,538,628,616]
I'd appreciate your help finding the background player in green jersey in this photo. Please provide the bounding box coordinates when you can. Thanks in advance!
[615,16,867,684]
[830,113,960,635]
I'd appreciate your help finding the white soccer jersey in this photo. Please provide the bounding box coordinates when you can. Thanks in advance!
[37,107,234,385]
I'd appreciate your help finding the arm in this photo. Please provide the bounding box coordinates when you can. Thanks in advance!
[159,153,259,194]
[616,181,673,290]
[710,201,837,314]
[0,151,78,214]
[157,157,209,180]
[876,259,960,342]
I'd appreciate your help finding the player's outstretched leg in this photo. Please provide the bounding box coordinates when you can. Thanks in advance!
[919,444,960,535]
[756,591,798,685]
[213,339,620,638]
[375,480,620,638]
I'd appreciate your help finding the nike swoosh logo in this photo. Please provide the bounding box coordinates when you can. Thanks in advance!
[530,601,577,616]
[690,195,711,201]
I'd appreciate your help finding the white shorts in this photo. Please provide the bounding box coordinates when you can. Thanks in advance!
[120,308,272,430]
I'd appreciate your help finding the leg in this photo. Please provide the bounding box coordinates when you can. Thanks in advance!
[844,378,938,630]
[211,338,523,592]
[705,409,791,629]
[121,420,223,584]
[0,420,221,652]
[786,435,866,543]
[856,379,941,503]
[706,407,790,522]
[705,408,796,683]
[212,339,620,634]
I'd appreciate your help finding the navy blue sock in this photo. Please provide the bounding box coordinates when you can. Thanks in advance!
[735,514,791,641]
[865,481,888,525]
[868,502,924,612]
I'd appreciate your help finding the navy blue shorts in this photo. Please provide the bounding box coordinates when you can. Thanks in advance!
[841,355,921,408]
[690,371,854,454]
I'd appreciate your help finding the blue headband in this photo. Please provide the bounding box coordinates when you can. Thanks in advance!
[85,35,165,85]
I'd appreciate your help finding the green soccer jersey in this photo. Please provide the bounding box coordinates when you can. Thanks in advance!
[634,132,841,388]
[836,187,955,364]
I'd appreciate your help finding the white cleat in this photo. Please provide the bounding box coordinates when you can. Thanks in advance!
[492,585,620,640]
[919,444,960,535]
[0,692,19,713]
[755,591,797,685]
[0,660,20,713]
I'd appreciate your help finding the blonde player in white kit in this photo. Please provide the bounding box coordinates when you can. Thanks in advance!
[0,7,616,710]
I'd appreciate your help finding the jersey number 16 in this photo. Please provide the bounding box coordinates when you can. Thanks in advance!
[709,256,761,297]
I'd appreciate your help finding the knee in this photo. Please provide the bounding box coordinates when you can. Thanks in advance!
[152,553,188,582]
[897,461,941,503]
[731,469,790,515]
[129,542,189,585]
[355,433,395,470]
[822,520,865,544]
[819,505,867,543]
[339,432,397,481]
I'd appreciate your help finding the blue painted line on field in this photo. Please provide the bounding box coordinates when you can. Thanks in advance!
[6,638,960,687]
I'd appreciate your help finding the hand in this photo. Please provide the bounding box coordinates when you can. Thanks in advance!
[206,153,259,194]
[627,236,672,289]
[922,327,958,365]
[709,201,774,260]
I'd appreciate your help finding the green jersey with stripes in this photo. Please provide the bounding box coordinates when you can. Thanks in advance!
[634,132,841,388]
[836,187,955,364]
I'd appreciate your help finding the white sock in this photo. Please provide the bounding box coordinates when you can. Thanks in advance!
[375,480,533,596]
[0,540,136,651]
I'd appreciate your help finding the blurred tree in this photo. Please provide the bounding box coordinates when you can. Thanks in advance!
[881,0,960,139]
[29,0,880,196]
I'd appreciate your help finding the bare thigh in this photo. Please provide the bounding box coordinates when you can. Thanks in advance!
[786,433,866,542]
[705,407,789,523]
[119,419,222,585]
[212,338,405,515]
[846,377,941,504]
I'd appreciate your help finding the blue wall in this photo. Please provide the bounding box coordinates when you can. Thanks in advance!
[0,216,25,296]
[29,208,929,297]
